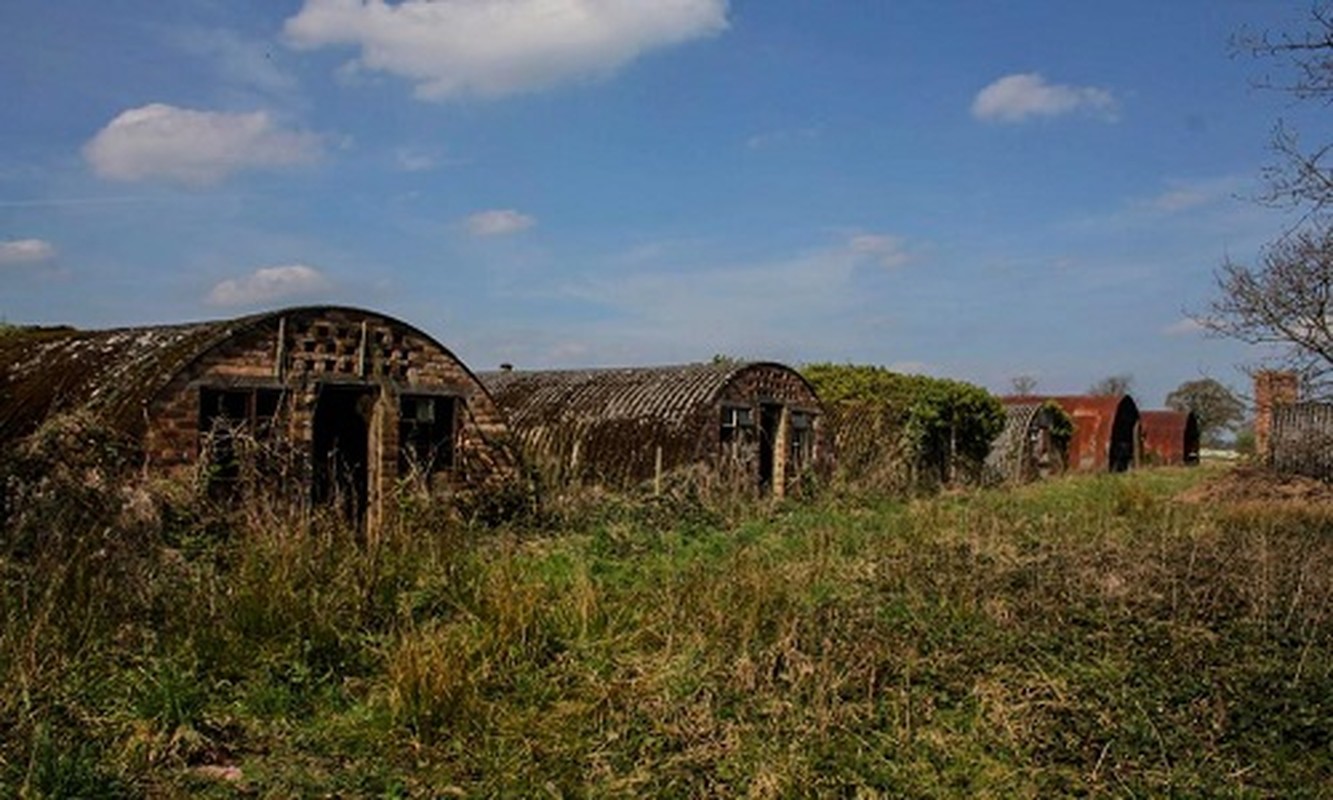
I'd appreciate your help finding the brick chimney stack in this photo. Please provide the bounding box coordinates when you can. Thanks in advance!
[1254,370,1299,462]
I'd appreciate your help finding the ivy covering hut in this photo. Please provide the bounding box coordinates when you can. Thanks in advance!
[801,364,1005,491]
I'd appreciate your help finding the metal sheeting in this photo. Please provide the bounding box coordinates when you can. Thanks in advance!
[985,401,1069,484]
[1004,394,1139,473]
[1,317,250,446]
[986,403,1041,484]
[1140,410,1199,466]
[0,305,491,448]
[479,362,819,486]
[1271,403,1333,479]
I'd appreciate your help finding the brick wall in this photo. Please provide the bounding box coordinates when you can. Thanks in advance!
[141,308,514,527]
[1254,370,1300,463]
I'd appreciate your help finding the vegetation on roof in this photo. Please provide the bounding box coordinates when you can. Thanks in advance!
[802,363,1005,488]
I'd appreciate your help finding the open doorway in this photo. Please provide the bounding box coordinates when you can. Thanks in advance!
[758,402,782,492]
[312,384,377,525]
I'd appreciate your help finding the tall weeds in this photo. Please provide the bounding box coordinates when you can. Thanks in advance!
[1,450,1331,796]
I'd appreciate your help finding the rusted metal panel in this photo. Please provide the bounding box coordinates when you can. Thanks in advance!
[1140,410,1199,466]
[1003,394,1139,473]
[1271,402,1333,479]
[479,362,827,491]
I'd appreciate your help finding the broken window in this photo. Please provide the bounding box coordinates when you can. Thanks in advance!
[398,394,457,478]
[789,411,815,467]
[720,405,755,444]
[199,386,284,490]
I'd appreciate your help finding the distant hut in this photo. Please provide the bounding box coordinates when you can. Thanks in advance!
[1139,410,1200,466]
[1006,395,1140,472]
[0,306,515,533]
[480,362,826,495]
[985,401,1070,484]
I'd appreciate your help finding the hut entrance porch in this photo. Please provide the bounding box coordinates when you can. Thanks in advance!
[312,383,378,526]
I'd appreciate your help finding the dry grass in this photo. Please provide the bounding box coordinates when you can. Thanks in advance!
[1,456,1331,796]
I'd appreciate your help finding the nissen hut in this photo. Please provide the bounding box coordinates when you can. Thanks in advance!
[1139,410,1200,466]
[480,362,827,496]
[0,306,515,532]
[1005,394,1140,473]
[985,401,1070,484]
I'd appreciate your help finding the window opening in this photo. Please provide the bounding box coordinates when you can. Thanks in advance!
[199,386,284,492]
[398,394,458,478]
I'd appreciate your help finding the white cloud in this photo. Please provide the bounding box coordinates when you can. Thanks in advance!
[395,147,440,172]
[1145,177,1242,213]
[561,232,915,354]
[173,28,298,97]
[848,234,912,269]
[84,104,322,186]
[0,238,56,266]
[207,264,332,306]
[971,73,1118,123]
[283,0,729,100]
[1163,317,1205,337]
[465,209,536,237]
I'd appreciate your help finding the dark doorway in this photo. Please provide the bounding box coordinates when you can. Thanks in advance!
[1109,398,1139,473]
[758,403,782,491]
[312,384,377,525]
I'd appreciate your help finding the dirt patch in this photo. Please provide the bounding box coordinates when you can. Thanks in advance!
[1177,465,1333,505]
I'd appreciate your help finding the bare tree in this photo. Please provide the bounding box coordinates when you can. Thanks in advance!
[1201,223,1333,392]
[1235,3,1333,218]
[1088,374,1133,397]
[1009,374,1038,395]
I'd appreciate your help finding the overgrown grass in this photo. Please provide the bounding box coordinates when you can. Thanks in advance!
[2,464,1331,797]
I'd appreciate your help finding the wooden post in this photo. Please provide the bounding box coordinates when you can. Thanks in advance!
[654,445,663,496]
[274,316,287,380]
[773,408,790,499]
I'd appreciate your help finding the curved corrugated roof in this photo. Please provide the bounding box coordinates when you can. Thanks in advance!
[479,361,821,485]
[480,361,810,430]
[1141,409,1199,465]
[985,402,1043,483]
[1003,394,1138,472]
[0,305,485,447]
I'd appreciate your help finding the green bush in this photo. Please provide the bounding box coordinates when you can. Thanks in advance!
[803,363,1005,491]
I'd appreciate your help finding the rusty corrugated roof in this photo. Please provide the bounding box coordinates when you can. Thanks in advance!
[0,305,492,448]
[1003,394,1139,472]
[1140,409,1199,466]
[0,316,257,446]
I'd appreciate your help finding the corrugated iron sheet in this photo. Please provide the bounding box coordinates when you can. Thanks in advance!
[1004,394,1139,472]
[986,402,1068,484]
[1,317,249,445]
[1271,402,1333,479]
[479,362,822,486]
[0,305,492,448]
[1140,410,1199,466]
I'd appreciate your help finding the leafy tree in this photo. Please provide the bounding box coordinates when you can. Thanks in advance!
[1088,374,1133,396]
[1165,378,1247,448]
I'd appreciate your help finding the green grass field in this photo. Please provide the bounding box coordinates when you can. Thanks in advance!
[3,465,1331,797]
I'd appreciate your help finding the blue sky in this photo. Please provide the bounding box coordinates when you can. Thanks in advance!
[3,1,1329,407]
